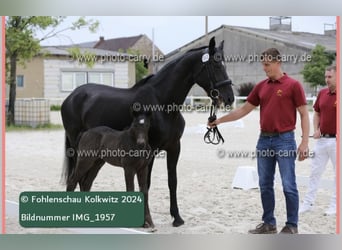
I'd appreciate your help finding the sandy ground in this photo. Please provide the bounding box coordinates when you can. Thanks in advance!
[5,110,336,234]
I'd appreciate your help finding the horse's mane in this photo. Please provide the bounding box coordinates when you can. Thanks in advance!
[131,74,155,89]
[154,45,209,76]
[187,46,207,53]
[131,45,208,89]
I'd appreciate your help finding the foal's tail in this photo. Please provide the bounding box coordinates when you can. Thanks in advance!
[61,133,75,185]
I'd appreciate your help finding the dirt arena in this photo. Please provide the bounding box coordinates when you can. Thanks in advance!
[5,110,336,234]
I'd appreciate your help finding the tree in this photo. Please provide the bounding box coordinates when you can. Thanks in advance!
[5,16,99,125]
[122,48,149,82]
[301,44,336,94]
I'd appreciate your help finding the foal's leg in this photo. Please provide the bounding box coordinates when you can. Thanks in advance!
[66,157,95,191]
[146,156,155,189]
[124,167,135,192]
[166,141,184,227]
[67,157,90,191]
[79,159,105,191]
[137,166,154,228]
[66,174,78,191]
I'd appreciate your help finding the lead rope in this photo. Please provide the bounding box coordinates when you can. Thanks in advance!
[204,99,225,145]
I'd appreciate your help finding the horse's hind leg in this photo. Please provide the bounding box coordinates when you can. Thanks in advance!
[66,159,84,191]
[67,157,97,191]
[79,159,105,191]
[66,176,78,191]
[137,166,154,228]
[166,141,184,227]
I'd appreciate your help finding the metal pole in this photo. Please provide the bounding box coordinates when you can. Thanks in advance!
[152,28,155,73]
[205,16,208,43]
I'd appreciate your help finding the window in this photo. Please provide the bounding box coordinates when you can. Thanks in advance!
[61,71,114,91]
[16,75,24,87]
[88,72,101,83]
[88,72,114,86]
[61,72,86,91]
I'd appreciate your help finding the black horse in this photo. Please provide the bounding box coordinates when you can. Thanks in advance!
[61,37,234,227]
[67,110,154,227]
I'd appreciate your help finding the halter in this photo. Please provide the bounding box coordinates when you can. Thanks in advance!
[198,51,231,145]
[200,50,232,96]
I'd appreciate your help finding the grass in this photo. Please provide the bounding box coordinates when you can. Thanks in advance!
[5,123,63,132]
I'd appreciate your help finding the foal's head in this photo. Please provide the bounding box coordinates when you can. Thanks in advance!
[129,110,152,148]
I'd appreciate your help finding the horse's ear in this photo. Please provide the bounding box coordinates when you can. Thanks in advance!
[209,37,216,55]
[219,40,224,51]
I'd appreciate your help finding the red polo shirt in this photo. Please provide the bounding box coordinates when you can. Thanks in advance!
[313,88,336,135]
[247,74,307,133]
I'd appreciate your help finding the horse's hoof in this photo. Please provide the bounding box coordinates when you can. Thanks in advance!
[172,217,185,227]
[143,221,155,229]
[148,227,158,233]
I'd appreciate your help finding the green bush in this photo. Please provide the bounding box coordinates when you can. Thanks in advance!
[236,82,256,96]
[50,105,61,111]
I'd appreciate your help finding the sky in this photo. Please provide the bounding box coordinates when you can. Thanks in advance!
[40,16,337,54]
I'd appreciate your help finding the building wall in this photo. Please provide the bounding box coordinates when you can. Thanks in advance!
[15,57,45,98]
[221,26,312,94]
[127,62,136,88]
[43,57,135,99]
[132,35,164,73]
[159,26,320,97]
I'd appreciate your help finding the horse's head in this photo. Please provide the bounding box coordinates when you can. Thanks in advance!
[130,109,152,148]
[192,37,234,107]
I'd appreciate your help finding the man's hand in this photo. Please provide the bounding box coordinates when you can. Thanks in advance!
[297,141,309,161]
[207,118,219,128]
[313,130,321,139]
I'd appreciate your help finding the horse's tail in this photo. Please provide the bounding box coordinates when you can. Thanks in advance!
[61,133,75,185]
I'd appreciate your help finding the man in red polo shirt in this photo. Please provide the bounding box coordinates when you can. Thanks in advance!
[209,48,310,234]
[299,65,337,216]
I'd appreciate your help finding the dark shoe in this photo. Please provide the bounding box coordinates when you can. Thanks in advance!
[279,225,298,234]
[248,223,277,234]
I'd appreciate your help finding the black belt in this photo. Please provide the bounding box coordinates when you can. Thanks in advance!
[321,134,336,138]
[260,130,292,137]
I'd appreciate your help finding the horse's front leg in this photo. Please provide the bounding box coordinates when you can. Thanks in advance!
[167,141,184,227]
[137,166,154,228]
[146,156,155,190]
[124,168,135,191]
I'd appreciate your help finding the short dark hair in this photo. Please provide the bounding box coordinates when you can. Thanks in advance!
[325,65,336,72]
[261,48,281,62]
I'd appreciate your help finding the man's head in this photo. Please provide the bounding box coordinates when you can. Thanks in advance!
[325,65,336,92]
[261,48,283,80]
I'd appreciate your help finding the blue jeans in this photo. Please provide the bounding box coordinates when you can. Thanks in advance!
[256,131,298,227]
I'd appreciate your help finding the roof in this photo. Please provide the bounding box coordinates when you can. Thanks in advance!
[166,24,336,57]
[40,46,131,57]
[76,41,98,48]
[225,25,336,52]
[94,35,144,51]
